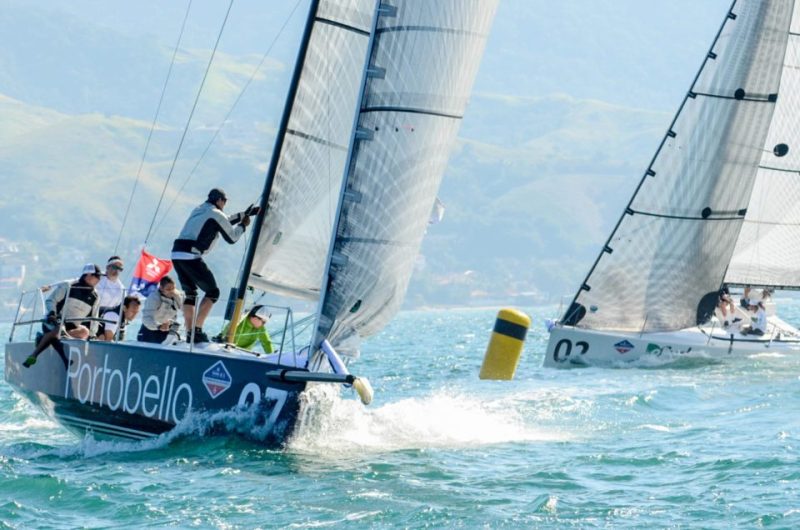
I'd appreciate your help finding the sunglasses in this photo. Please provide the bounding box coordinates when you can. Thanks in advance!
[110,265,124,271]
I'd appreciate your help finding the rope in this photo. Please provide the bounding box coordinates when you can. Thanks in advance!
[151,0,304,235]
[144,0,235,245]
[113,0,193,255]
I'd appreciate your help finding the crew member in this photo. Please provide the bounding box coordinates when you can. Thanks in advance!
[220,305,274,353]
[95,256,126,340]
[100,295,141,341]
[138,276,184,344]
[171,188,255,344]
[23,264,102,368]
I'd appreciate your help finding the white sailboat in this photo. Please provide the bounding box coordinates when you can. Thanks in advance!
[545,0,800,368]
[5,0,498,442]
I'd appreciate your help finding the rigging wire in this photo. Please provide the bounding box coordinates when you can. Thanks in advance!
[144,0,235,245]
[151,0,304,235]
[113,0,194,256]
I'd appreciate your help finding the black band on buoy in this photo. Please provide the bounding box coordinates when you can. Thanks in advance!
[493,319,528,341]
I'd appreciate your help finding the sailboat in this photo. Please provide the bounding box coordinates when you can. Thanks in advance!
[4,0,498,442]
[545,0,800,368]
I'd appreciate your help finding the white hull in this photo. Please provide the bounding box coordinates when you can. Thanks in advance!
[543,316,800,368]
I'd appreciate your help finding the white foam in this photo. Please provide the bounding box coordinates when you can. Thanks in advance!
[639,424,671,432]
[286,385,568,455]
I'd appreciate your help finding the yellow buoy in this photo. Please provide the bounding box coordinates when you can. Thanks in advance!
[479,308,531,380]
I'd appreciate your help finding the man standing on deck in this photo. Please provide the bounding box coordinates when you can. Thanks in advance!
[171,188,257,344]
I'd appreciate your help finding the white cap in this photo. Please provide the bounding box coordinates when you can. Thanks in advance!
[81,263,102,276]
[255,306,271,321]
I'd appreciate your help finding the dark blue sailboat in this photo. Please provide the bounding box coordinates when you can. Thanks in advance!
[5,0,498,444]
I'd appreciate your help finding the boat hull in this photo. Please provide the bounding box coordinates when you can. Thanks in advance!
[544,321,800,368]
[4,340,307,445]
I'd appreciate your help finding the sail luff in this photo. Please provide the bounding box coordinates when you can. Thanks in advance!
[562,0,740,325]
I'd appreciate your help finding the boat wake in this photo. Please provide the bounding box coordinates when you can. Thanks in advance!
[3,383,569,459]
[286,384,568,455]
[1,404,295,460]
[608,350,724,370]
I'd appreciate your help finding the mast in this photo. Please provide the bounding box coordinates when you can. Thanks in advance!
[227,0,321,343]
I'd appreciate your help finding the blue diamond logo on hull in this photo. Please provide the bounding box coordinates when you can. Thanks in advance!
[203,361,232,399]
[614,340,634,354]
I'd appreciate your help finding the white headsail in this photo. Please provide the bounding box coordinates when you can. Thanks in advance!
[565,0,794,332]
[314,0,499,349]
[726,2,800,289]
[247,0,376,300]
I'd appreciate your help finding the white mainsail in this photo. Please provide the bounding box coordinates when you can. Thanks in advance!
[726,2,800,288]
[565,0,794,332]
[247,0,376,300]
[314,0,499,348]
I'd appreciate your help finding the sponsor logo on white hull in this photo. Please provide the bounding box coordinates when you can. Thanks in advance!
[65,346,193,424]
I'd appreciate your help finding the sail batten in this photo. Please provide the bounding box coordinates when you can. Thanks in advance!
[567,0,795,332]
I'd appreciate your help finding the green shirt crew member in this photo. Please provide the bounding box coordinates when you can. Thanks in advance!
[222,305,273,353]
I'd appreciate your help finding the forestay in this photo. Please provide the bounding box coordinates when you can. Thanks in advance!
[248,0,376,300]
[315,0,499,348]
[726,2,800,288]
[567,0,793,332]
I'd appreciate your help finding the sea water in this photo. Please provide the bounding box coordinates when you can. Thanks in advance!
[2,305,800,528]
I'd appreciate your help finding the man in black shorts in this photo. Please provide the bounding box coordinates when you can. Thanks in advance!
[171,188,256,344]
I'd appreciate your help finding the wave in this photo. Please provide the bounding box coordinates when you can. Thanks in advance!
[286,384,569,455]
[2,383,571,459]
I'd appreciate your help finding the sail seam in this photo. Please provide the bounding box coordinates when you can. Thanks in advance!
[361,105,463,119]
[286,128,349,151]
[742,219,800,227]
[376,25,487,38]
[759,164,800,174]
[725,282,800,292]
[315,16,370,36]
[338,237,413,246]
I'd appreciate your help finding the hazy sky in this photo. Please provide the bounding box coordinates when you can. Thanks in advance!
[0,0,735,302]
[11,0,732,109]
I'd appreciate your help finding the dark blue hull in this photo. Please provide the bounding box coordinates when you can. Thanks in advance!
[4,340,307,446]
